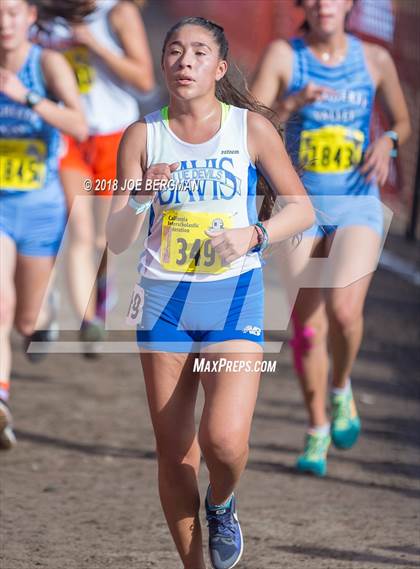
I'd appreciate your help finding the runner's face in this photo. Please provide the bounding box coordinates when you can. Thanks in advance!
[0,0,36,51]
[162,25,227,101]
[302,0,353,36]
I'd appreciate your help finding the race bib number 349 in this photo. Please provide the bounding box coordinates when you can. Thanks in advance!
[0,139,47,191]
[299,126,365,173]
[161,210,231,274]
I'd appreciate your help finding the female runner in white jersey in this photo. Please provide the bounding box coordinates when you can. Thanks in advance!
[252,0,411,476]
[107,17,314,569]
[34,0,156,347]
[0,0,89,449]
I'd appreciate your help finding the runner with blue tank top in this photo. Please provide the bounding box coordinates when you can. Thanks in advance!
[285,33,383,236]
[107,17,314,569]
[0,0,89,450]
[252,0,410,476]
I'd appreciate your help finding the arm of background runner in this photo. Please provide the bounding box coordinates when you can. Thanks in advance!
[72,0,155,93]
[360,44,411,185]
[251,40,334,122]
[40,50,88,142]
[0,50,88,142]
[248,111,315,241]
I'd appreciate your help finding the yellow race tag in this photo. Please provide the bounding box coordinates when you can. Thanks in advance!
[299,126,364,173]
[0,139,47,191]
[161,210,232,274]
[64,46,95,94]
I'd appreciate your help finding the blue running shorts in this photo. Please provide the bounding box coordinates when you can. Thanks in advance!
[304,192,384,238]
[0,181,66,257]
[136,268,264,352]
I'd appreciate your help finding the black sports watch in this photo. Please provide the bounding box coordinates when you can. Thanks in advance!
[25,90,42,109]
[384,130,399,158]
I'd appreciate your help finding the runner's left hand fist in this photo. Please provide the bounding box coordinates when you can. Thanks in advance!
[205,226,257,264]
[72,24,96,48]
[0,68,28,104]
[359,135,393,186]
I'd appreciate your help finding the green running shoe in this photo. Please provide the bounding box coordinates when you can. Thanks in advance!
[331,387,361,450]
[296,431,331,477]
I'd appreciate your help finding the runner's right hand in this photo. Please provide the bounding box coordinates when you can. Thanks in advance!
[71,24,96,49]
[0,68,28,104]
[143,162,179,192]
[291,82,335,110]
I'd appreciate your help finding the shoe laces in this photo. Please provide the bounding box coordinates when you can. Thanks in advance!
[305,434,328,458]
[332,394,351,423]
[207,510,236,541]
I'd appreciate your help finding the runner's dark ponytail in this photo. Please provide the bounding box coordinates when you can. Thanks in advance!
[162,17,281,221]
[28,0,95,25]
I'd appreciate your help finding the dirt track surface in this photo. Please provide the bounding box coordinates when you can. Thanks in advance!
[1,251,420,569]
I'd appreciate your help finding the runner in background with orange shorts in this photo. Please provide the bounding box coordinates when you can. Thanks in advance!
[34,0,156,346]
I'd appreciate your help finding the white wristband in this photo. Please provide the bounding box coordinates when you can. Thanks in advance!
[127,196,153,215]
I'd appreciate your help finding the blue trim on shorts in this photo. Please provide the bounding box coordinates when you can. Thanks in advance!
[136,268,264,352]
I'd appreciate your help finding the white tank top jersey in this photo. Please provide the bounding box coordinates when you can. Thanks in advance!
[35,0,139,135]
[139,104,262,282]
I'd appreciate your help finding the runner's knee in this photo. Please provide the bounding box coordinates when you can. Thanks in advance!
[328,302,363,334]
[15,312,37,337]
[155,433,200,468]
[95,230,107,252]
[199,429,249,467]
[290,316,327,375]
